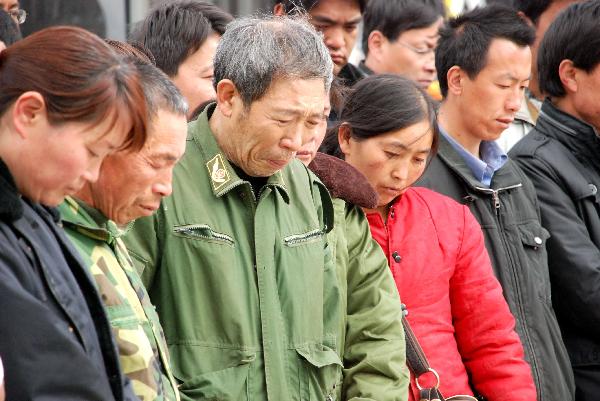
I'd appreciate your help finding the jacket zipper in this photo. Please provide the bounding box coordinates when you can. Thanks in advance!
[473,183,543,399]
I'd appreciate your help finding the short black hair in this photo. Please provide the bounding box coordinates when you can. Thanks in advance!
[436,4,535,98]
[274,0,367,14]
[320,74,439,161]
[538,0,600,98]
[129,0,233,77]
[512,0,556,25]
[362,0,445,55]
[0,9,21,46]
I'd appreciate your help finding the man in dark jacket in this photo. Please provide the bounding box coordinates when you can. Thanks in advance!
[509,2,600,399]
[273,0,365,87]
[417,5,575,401]
[360,0,444,90]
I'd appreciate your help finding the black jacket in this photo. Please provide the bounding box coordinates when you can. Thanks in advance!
[0,159,137,401]
[510,101,600,368]
[418,134,575,401]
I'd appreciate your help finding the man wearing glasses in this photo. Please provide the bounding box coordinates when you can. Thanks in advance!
[359,0,444,90]
[0,0,26,27]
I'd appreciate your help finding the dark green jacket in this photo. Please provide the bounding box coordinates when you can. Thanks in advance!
[125,106,406,400]
[418,134,575,401]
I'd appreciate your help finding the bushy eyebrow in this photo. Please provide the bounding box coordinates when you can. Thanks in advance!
[311,15,362,26]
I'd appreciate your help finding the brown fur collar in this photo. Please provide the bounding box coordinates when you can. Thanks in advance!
[308,152,378,209]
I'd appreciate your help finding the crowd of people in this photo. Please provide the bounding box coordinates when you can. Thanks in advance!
[1,0,599,400]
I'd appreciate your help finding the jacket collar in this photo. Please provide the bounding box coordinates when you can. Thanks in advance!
[191,103,290,203]
[0,158,24,222]
[436,134,522,191]
[59,196,132,245]
[356,61,374,78]
[537,99,600,171]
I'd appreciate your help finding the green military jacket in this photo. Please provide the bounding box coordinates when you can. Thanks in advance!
[124,105,366,401]
[59,197,180,401]
[328,198,409,400]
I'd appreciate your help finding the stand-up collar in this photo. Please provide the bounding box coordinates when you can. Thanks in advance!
[537,100,600,172]
[191,103,290,203]
[0,158,23,222]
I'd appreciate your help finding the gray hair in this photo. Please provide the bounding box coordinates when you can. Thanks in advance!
[136,62,189,120]
[213,15,334,106]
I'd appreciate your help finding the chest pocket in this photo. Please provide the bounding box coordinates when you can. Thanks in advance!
[518,222,552,303]
[173,224,235,247]
[276,228,330,343]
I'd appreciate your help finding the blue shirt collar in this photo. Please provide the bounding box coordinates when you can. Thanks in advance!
[439,125,508,187]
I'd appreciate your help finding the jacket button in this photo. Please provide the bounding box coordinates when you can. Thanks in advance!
[534,237,543,245]
[392,251,402,263]
[589,184,598,195]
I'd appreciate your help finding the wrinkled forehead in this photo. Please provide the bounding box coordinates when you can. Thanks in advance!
[251,77,327,117]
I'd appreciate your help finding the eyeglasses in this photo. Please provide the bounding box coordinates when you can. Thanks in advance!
[396,40,435,56]
[8,9,26,25]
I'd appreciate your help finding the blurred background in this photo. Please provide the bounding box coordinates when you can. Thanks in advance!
[20,0,272,40]
[19,0,490,41]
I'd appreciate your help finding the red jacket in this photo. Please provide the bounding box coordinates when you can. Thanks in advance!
[366,187,536,401]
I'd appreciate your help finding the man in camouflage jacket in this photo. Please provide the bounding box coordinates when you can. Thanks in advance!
[58,62,189,401]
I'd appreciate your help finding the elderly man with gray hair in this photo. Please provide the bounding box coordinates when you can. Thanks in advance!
[125,14,407,401]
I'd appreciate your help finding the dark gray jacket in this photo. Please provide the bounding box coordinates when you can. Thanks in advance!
[510,101,600,376]
[0,159,137,401]
[418,134,575,401]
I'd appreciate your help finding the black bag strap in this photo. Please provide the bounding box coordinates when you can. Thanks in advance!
[402,304,431,376]
[401,304,444,400]
[402,304,483,401]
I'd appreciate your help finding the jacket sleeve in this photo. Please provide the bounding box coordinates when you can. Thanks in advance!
[124,205,164,289]
[515,155,600,335]
[0,235,140,401]
[450,207,537,401]
[342,204,410,401]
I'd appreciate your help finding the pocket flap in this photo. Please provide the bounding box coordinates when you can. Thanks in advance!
[295,343,343,368]
[518,223,550,248]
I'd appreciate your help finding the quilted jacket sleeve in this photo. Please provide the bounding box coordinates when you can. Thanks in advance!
[342,203,410,401]
[450,206,537,401]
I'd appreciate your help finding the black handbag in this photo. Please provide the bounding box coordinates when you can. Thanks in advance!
[402,304,482,401]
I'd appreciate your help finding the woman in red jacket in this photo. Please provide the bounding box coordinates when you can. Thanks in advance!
[322,74,536,401]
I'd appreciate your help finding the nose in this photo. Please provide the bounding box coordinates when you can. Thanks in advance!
[391,161,409,181]
[280,126,305,153]
[324,27,344,52]
[82,158,103,183]
[153,171,174,198]
[506,88,522,113]
[424,53,436,73]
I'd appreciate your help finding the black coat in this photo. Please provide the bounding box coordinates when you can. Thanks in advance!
[510,100,600,399]
[0,159,137,401]
[418,134,575,401]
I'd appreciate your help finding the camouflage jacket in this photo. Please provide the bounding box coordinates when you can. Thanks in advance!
[59,196,180,401]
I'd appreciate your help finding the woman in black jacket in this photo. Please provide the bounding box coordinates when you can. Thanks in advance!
[0,26,147,400]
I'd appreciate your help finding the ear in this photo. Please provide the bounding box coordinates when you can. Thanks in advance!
[446,66,464,96]
[367,31,386,60]
[558,59,578,94]
[517,11,534,28]
[337,124,352,156]
[12,91,47,139]
[273,3,285,16]
[215,79,239,118]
